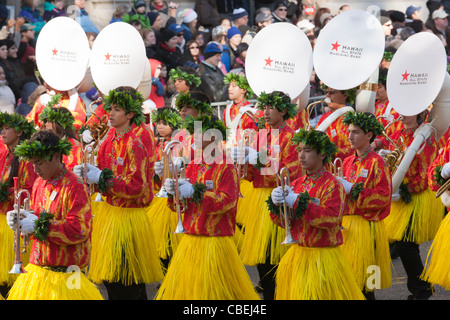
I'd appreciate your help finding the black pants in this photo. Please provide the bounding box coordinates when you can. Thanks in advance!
[0,284,11,299]
[103,281,148,300]
[392,241,433,299]
[256,255,277,300]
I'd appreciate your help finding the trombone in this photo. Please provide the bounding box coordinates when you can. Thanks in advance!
[163,140,187,234]
[276,167,297,245]
[9,177,32,274]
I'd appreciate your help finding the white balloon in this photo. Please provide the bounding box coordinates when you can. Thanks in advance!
[36,17,91,91]
[313,10,385,90]
[137,58,152,100]
[387,32,447,116]
[245,22,313,99]
[90,22,147,95]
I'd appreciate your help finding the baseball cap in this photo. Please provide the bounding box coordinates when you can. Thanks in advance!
[406,5,421,18]
[432,9,448,19]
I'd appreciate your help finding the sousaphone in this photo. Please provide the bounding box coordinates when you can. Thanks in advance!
[313,10,385,131]
[386,32,450,202]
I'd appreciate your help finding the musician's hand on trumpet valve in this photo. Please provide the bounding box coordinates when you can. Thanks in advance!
[164,178,193,199]
[440,162,450,179]
[271,186,299,208]
[336,177,353,195]
[6,205,37,235]
[154,157,183,177]
[73,163,102,184]
[230,146,258,164]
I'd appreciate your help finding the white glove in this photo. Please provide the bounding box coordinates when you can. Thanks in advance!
[6,205,19,230]
[73,164,83,179]
[178,179,194,199]
[378,149,391,157]
[441,162,450,179]
[85,163,102,184]
[82,129,94,144]
[271,186,298,208]
[154,161,164,177]
[164,178,175,195]
[338,177,353,195]
[392,191,400,202]
[247,147,258,165]
[20,212,38,236]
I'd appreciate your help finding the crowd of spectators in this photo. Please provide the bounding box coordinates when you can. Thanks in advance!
[0,0,450,114]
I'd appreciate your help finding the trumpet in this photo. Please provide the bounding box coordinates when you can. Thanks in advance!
[236,128,254,198]
[276,167,297,245]
[163,140,187,234]
[330,157,343,178]
[9,177,32,274]
[155,137,169,198]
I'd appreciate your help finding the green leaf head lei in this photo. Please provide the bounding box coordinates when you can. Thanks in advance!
[343,111,384,138]
[0,112,36,139]
[293,129,337,164]
[151,107,183,131]
[175,92,213,114]
[256,91,297,120]
[183,114,228,141]
[169,68,202,87]
[39,106,75,131]
[14,131,73,162]
[223,73,254,99]
[103,87,145,126]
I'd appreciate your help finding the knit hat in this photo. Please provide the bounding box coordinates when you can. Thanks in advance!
[203,42,222,59]
[147,11,159,25]
[178,8,198,24]
[379,15,391,26]
[232,8,248,20]
[227,26,241,40]
[133,0,146,10]
[161,29,177,43]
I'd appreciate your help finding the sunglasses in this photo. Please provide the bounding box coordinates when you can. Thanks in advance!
[177,33,184,36]
[189,46,199,49]
[277,8,287,11]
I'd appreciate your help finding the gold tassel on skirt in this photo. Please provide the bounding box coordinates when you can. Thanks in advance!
[146,197,184,260]
[422,213,450,289]
[238,187,290,266]
[0,217,30,287]
[7,264,103,300]
[88,202,163,286]
[275,245,366,300]
[385,188,444,244]
[341,215,392,291]
[155,234,260,300]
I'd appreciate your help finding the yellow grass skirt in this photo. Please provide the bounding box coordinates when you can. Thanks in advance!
[275,245,366,300]
[155,234,260,300]
[146,196,184,260]
[422,213,450,289]
[7,264,103,300]
[0,216,30,287]
[88,202,163,286]
[341,215,392,291]
[238,187,290,266]
[385,188,444,244]
[236,179,253,225]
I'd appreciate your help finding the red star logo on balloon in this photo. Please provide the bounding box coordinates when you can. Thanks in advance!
[105,52,111,61]
[52,48,58,56]
[331,41,341,51]
[401,70,410,81]
[264,56,273,66]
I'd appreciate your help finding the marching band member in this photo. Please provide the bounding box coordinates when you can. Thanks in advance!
[168,67,202,109]
[315,86,356,161]
[74,87,163,300]
[338,111,392,299]
[268,128,364,300]
[39,105,83,171]
[233,91,301,300]
[223,72,262,131]
[155,114,260,300]
[7,130,102,300]
[384,111,444,300]
[26,85,87,132]
[422,137,450,290]
[147,107,184,271]
[0,113,37,298]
